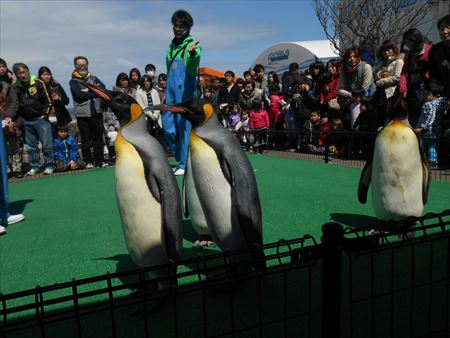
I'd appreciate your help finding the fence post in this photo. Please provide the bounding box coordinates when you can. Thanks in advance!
[324,131,329,164]
[321,222,344,338]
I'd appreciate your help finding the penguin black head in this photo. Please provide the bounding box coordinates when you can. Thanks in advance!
[387,93,409,121]
[74,79,140,126]
[152,99,214,128]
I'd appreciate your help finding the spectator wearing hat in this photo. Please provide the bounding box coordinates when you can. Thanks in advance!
[53,125,85,172]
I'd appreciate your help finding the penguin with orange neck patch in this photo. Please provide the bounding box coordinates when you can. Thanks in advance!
[75,80,183,292]
[152,100,264,268]
[358,98,430,226]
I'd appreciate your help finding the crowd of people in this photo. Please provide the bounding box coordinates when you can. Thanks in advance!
[0,14,449,187]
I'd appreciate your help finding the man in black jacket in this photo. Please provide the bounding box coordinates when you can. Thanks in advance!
[217,70,241,123]
[13,63,54,176]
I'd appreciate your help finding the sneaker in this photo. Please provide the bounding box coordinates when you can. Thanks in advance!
[86,163,94,169]
[0,225,5,236]
[25,168,38,176]
[43,167,54,175]
[174,168,185,176]
[7,214,25,225]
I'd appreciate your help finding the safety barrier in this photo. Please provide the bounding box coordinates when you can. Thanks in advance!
[2,210,450,338]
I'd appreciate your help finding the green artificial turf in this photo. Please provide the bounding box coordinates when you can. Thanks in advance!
[0,154,449,295]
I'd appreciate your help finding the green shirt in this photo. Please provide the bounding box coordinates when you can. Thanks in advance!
[166,36,202,77]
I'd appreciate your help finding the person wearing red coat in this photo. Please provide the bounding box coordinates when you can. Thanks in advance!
[250,99,270,153]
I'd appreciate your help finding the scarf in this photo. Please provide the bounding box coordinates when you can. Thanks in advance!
[72,70,93,79]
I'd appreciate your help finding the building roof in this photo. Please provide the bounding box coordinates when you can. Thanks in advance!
[251,40,338,74]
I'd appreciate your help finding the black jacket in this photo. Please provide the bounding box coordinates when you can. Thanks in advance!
[428,40,450,99]
[281,70,303,98]
[217,83,241,106]
[47,82,72,126]
[14,76,52,121]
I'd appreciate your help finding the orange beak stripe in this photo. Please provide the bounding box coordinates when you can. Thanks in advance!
[90,87,110,101]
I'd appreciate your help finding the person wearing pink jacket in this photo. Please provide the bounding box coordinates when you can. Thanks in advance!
[250,99,270,154]
[399,28,432,126]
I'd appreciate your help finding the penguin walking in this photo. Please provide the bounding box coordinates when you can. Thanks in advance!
[76,80,183,291]
[358,98,430,229]
[152,100,264,268]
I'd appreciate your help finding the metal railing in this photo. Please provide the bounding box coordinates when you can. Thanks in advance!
[2,210,450,338]
[261,128,450,181]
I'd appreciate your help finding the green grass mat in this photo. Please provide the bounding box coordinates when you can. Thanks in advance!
[1,154,449,294]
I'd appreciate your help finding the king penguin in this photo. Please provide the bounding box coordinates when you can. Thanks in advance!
[358,98,431,225]
[152,100,264,268]
[76,80,183,290]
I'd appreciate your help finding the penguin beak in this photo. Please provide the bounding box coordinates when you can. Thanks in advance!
[150,103,187,115]
[150,101,205,128]
[73,79,112,102]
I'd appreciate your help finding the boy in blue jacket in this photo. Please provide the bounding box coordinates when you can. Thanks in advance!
[53,125,85,172]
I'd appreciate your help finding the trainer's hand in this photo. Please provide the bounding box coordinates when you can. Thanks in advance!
[188,41,200,55]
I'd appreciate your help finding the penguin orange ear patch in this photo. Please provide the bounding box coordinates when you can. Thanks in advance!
[130,103,143,121]
[203,104,214,121]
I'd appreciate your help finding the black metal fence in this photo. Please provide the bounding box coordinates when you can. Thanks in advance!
[2,210,450,338]
[261,128,450,181]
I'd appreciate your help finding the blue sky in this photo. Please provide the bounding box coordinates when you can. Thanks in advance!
[0,0,327,98]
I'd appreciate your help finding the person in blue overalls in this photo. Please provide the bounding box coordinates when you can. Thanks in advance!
[164,9,202,176]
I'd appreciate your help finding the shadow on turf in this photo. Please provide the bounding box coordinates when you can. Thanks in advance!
[96,248,218,292]
[9,199,33,214]
[330,212,378,228]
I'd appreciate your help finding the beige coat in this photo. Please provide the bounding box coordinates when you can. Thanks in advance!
[135,87,162,128]
[375,57,404,99]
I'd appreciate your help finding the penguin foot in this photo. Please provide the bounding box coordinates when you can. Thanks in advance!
[193,240,216,249]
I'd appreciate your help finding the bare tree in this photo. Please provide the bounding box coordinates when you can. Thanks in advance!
[313,0,432,56]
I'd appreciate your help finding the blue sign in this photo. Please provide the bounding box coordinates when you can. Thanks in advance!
[268,49,290,65]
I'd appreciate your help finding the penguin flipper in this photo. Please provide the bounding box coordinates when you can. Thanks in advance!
[145,171,162,203]
[422,161,430,205]
[358,161,372,204]
[144,169,183,260]
[228,157,263,246]
[182,175,189,218]
[416,134,431,205]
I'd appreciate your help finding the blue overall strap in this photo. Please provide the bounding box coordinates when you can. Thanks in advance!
[0,120,9,225]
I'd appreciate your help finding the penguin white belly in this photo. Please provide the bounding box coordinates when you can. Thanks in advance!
[115,135,168,268]
[371,124,424,220]
[185,153,209,236]
[190,135,247,251]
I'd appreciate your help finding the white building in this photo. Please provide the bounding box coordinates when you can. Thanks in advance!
[251,40,338,75]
